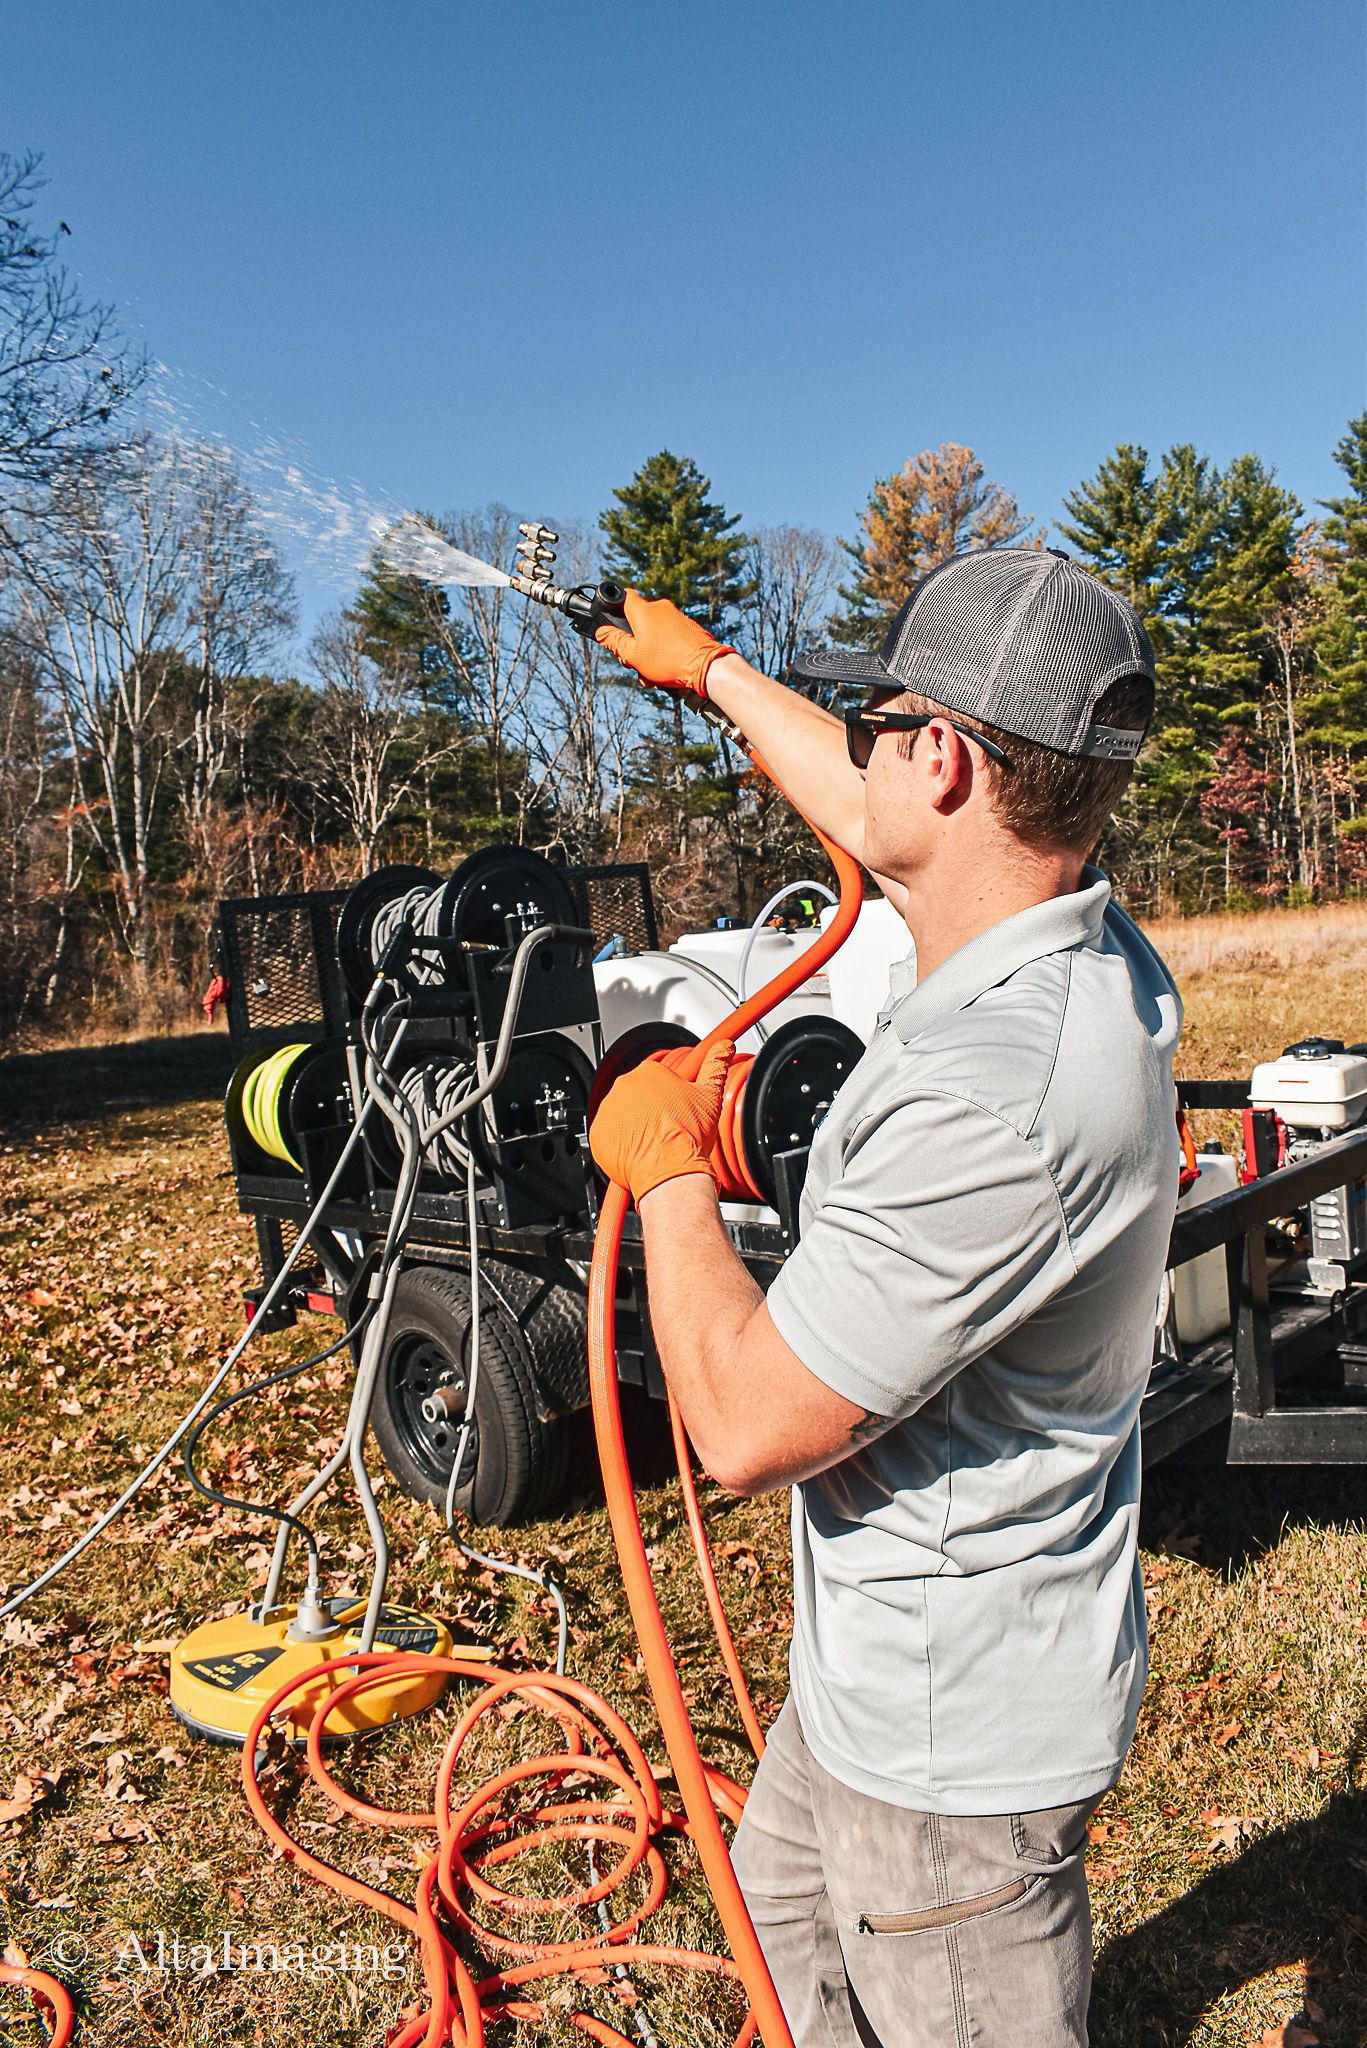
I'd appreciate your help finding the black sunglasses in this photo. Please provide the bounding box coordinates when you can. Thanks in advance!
[842,705,1012,772]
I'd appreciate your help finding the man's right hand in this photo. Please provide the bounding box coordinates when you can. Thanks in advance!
[595,588,736,700]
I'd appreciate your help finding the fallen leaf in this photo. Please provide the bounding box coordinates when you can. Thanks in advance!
[1206,1814,1264,1854]
[1262,1667,1285,1692]
[718,1541,761,1575]
[1213,1719,1242,1748]
[1087,1818,1130,1845]
[90,1814,155,1844]
[0,1772,60,1828]
[0,1778,41,1826]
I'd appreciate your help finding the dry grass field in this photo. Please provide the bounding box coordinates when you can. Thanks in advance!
[0,907,1363,2046]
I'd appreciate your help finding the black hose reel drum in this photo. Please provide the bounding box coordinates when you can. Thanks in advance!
[593,1015,864,1217]
[336,846,595,1039]
[740,1015,864,1209]
[339,846,601,1224]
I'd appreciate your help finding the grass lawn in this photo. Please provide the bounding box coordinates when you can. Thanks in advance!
[0,908,1364,2047]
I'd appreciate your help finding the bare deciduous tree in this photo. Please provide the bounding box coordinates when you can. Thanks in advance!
[432,505,543,826]
[304,613,459,871]
[0,620,86,1024]
[179,444,295,874]
[0,438,200,977]
[737,524,841,683]
[520,520,641,859]
[0,151,146,490]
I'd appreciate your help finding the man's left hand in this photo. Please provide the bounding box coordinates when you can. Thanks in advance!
[589,1040,734,1205]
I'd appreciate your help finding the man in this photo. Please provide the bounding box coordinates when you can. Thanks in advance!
[588,547,1182,2048]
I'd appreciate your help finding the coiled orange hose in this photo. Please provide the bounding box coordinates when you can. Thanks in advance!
[0,1961,75,2046]
[240,1652,757,2045]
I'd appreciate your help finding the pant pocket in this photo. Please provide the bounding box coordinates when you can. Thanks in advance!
[856,1874,1037,1935]
[1011,1795,1099,1868]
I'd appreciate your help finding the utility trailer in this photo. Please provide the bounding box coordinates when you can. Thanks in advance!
[215,850,1367,1524]
[1149,1082,1367,1468]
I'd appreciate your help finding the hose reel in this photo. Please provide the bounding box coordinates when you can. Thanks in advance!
[361,1031,595,1222]
[469,1032,597,1222]
[333,846,600,1223]
[362,1048,479,1184]
[336,847,581,1004]
[227,1041,351,1177]
[595,1015,862,1209]
[738,1016,862,1206]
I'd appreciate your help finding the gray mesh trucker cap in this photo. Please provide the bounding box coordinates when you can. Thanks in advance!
[792,547,1156,761]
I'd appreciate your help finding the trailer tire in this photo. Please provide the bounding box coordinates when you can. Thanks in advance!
[370,1266,566,1526]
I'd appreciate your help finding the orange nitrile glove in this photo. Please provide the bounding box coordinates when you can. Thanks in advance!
[589,1039,736,1204]
[594,588,737,701]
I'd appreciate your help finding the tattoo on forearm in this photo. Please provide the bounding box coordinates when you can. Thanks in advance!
[846,1409,892,1450]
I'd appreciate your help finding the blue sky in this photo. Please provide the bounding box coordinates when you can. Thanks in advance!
[8,0,1365,644]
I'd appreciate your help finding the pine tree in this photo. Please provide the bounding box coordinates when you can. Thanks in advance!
[834,444,1035,646]
[1172,453,1301,742]
[1316,414,1367,699]
[352,547,466,711]
[599,452,750,860]
[348,534,483,858]
[1059,444,1162,614]
[599,450,750,625]
[1065,443,1303,905]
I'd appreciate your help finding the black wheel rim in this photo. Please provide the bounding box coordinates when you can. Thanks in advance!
[386,1331,473,1488]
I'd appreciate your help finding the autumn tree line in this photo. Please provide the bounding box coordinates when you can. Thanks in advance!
[1,148,1365,1043]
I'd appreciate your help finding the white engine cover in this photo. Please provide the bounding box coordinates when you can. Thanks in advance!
[1250,1044,1367,1131]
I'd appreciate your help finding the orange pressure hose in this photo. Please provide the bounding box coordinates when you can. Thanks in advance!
[0,1961,75,2047]
[586,786,864,2048]
[241,1652,757,2046]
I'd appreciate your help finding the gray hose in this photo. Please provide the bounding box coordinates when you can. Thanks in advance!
[0,1072,388,1622]
[259,924,580,1648]
[736,880,836,1006]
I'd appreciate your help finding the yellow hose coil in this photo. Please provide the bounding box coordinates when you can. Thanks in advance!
[241,1042,310,1171]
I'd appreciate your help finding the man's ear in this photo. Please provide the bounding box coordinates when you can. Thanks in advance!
[925,719,975,817]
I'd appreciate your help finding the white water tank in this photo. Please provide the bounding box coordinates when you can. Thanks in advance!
[820,895,914,1041]
[593,938,830,1056]
[593,895,915,1054]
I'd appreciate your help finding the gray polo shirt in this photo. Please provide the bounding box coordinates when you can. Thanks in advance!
[765,871,1181,1816]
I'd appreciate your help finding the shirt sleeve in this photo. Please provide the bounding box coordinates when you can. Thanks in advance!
[764,1089,1076,1419]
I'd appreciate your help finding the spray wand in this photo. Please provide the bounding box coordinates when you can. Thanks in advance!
[507,521,630,634]
[509,520,746,745]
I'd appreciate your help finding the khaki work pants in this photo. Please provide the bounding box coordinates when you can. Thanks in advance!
[731,1699,1102,2048]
